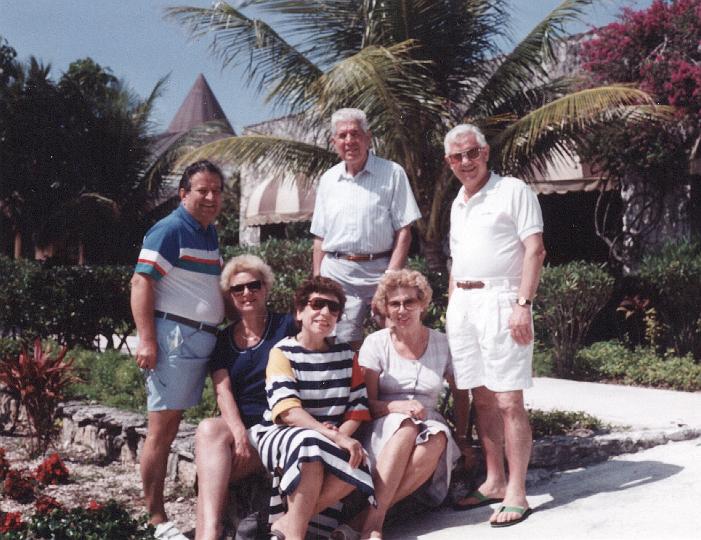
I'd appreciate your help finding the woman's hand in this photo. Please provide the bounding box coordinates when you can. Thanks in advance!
[395,399,427,420]
[333,432,365,469]
[231,425,253,463]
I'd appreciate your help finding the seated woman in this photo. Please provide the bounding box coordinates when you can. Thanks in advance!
[341,269,470,540]
[254,276,376,540]
[195,255,297,540]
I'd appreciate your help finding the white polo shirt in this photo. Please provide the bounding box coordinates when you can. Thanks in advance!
[449,173,543,281]
[310,152,421,254]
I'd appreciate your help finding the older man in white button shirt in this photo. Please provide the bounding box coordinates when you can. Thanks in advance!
[444,124,546,528]
[311,108,421,348]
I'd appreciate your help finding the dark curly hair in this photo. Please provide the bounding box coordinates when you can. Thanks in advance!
[293,276,346,322]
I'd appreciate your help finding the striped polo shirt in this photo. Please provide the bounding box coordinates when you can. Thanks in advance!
[135,204,224,325]
[310,152,421,254]
[264,337,371,426]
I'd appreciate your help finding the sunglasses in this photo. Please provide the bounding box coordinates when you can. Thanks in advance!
[307,298,342,314]
[387,298,420,311]
[229,280,262,295]
[447,147,482,163]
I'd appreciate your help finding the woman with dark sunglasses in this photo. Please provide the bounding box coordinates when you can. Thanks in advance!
[253,276,376,540]
[332,270,470,540]
[194,255,297,540]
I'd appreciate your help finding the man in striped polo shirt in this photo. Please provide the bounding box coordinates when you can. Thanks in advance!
[311,108,421,348]
[131,160,225,540]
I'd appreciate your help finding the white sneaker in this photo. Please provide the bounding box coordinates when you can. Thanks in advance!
[154,521,189,540]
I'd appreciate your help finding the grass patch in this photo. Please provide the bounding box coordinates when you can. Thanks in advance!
[576,341,701,391]
[529,409,606,438]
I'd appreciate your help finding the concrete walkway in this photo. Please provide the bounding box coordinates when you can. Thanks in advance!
[385,378,701,540]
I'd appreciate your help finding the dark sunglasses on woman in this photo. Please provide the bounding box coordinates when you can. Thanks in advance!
[229,280,262,295]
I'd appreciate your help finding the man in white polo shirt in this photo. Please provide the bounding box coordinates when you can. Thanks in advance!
[311,108,421,347]
[444,124,546,528]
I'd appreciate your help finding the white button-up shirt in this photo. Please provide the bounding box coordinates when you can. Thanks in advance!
[449,173,543,280]
[310,152,421,253]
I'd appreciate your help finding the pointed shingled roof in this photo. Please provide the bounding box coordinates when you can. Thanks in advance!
[166,73,234,134]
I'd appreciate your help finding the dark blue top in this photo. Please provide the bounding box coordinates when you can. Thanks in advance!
[210,312,297,428]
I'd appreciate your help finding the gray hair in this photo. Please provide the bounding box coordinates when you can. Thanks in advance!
[331,108,370,135]
[444,124,487,154]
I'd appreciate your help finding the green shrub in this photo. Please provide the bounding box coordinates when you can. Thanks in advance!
[637,241,701,360]
[537,261,615,377]
[528,409,605,438]
[407,256,449,331]
[0,257,134,349]
[575,340,701,391]
[532,342,554,377]
[15,499,154,539]
[222,239,312,314]
[66,349,146,411]
[184,378,217,423]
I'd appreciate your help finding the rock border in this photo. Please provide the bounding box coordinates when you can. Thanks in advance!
[57,401,701,489]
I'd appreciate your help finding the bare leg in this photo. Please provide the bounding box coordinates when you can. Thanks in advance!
[455,386,507,506]
[490,390,531,524]
[273,462,324,540]
[358,420,418,538]
[313,472,358,514]
[391,433,446,503]
[141,410,183,525]
[194,417,263,540]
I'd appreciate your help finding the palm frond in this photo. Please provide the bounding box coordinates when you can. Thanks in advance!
[491,86,670,176]
[166,3,322,110]
[311,41,444,174]
[469,0,594,116]
[175,135,337,188]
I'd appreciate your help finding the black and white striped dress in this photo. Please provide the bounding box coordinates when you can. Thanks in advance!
[254,337,375,536]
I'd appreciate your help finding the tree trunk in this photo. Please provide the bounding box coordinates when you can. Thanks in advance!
[620,176,691,272]
[13,230,22,259]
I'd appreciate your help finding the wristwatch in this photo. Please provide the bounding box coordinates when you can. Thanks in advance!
[516,296,532,307]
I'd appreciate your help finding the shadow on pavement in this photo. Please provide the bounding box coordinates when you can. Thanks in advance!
[385,458,683,539]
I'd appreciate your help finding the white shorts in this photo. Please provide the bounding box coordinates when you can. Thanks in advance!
[446,283,533,392]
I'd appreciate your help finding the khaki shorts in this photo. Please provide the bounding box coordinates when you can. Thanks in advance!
[446,283,533,392]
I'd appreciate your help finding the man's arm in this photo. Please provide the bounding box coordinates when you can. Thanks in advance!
[509,232,546,345]
[312,236,325,277]
[386,225,412,271]
[130,273,158,369]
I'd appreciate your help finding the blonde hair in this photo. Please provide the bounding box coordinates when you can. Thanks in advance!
[220,254,274,294]
[372,269,433,317]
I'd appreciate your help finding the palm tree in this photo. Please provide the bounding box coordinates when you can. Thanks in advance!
[167,0,661,268]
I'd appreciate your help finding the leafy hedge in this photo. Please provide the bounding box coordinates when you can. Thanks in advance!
[0,256,133,349]
[637,241,701,360]
[537,261,614,377]
[575,340,701,391]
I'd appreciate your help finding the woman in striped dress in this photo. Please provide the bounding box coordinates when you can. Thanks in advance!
[254,276,375,540]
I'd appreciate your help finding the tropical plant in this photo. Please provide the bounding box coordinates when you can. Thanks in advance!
[0,39,168,264]
[167,0,663,268]
[578,0,701,266]
[536,261,614,377]
[0,339,78,456]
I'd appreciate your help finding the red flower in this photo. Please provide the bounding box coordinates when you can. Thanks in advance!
[86,500,103,511]
[0,511,23,533]
[34,452,70,485]
[35,494,63,514]
[3,468,35,503]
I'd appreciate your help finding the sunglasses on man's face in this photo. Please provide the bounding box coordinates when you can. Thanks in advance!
[229,280,262,295]
[307,298,342,314]
[447,146,482,163]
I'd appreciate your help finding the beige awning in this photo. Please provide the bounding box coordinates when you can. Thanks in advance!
[529,153,616,194]
[245,174,316,226]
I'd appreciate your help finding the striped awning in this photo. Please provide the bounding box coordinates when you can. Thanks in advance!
[245,174,316,226]
[529,153,616,194]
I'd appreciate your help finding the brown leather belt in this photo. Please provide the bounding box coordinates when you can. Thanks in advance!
[456,280,485,290]
[330,250,392,262]
[154,310,219,335]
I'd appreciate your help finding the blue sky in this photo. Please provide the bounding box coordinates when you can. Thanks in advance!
[1,0,651,134]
